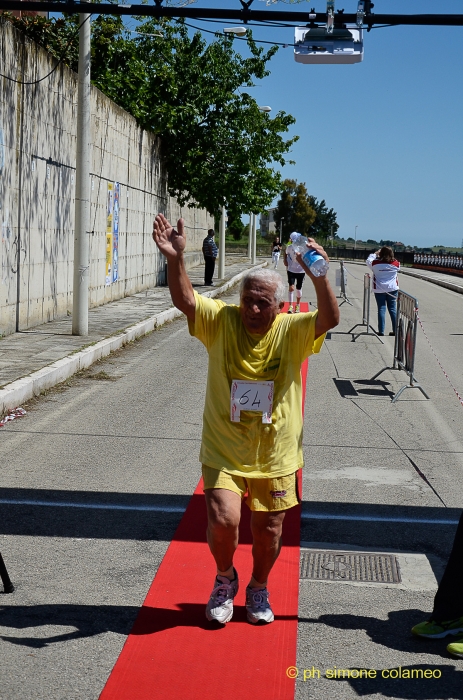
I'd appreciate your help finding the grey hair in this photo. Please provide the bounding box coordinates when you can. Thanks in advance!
[239,268,286,304]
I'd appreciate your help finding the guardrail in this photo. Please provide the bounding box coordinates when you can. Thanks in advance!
[325,247,416,265]
[371,290,430,402]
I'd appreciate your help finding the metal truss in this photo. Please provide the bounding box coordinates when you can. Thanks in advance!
[0,0,462,28]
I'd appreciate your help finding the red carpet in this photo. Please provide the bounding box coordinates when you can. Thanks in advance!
[100,303,310,700]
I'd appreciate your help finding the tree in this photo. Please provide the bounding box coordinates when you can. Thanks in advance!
[307,197,339,243]
[272,179,316,243]
[273,179,339,244]
[227,210,245,241]
[7,14,298,217]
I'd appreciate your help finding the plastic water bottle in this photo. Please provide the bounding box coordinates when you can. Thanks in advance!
[302,250,330,277]
[291,233,308,253]
[291,234,330,277]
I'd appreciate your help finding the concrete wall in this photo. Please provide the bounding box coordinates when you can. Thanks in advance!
[0,20,213,336]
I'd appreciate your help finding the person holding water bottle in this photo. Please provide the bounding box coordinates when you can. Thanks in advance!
[284,232,330,313]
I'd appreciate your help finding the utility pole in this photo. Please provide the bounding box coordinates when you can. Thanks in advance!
[248,213,253,259]
[251,213,257,265]
[218,205,226,279]
[72,14,91,335]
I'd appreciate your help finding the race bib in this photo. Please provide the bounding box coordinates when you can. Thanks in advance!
[230,380,274,424]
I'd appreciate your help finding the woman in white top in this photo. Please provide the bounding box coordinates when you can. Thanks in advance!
[366,246,400,336]
[271,238,282,269]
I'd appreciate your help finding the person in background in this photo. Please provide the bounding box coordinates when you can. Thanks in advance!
[366,246,400,336]
[202,229,218,286]
[271,237,282,269]
[411,511,463,658]
[284,232,306,314]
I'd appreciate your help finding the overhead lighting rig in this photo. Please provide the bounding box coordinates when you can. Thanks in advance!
[0,0,461,28]
[294,1,364,64]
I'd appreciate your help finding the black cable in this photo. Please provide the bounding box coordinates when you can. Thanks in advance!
[0,14,92,86]
[183,20,296,47]
[179,15,298,29]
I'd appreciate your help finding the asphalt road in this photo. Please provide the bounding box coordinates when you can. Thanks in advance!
[1,262,462,699]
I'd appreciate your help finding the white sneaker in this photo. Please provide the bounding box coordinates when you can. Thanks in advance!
[287,304,294,314]
[205,570,239,624]
[246,586,274,624]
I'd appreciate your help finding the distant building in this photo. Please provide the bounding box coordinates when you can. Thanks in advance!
[3,0,47,17]
[260,207,277,237]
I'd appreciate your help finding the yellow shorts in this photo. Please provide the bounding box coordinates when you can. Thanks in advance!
[202,465,300,513]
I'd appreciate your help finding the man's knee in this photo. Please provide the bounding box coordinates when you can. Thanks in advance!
[206,490,241,534]
[251,512,285,543]
[288,284,295,292]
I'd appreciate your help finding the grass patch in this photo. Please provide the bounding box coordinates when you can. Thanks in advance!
[86,370,118,381]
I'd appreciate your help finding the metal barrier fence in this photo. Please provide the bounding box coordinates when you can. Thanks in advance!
[336,261,352,306]
[325,247,416,265]
[372,290,430,403]
[348,273,383,343]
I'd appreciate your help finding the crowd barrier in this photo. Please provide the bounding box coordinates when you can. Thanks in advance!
[348,273,384,344]
[413,253,463,269]
[336,261,353,306]
[372,291,430,403]
[0,552,14,593]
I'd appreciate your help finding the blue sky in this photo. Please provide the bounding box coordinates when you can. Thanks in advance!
[162,1,463,248]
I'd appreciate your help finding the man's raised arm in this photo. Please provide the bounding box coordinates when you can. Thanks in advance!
[296,240,340,339]
[152,214,195,322]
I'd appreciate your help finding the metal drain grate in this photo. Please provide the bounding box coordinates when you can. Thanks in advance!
[300,550,401,584]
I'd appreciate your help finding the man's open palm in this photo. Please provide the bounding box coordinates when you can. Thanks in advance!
[152,214,186,259]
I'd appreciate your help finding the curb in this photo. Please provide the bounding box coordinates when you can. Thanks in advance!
[340,260,463,296]
[0,262,267,416]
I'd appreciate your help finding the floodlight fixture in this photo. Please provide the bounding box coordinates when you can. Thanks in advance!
[223,27,247,36]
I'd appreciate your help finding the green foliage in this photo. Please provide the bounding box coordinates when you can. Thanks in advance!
[272,179,315,242]
[227,210,245,241]
[8,14,298,217]
[273,179,338,244]
[307,196,339,243]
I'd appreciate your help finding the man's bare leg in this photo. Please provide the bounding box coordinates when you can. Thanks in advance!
[204,489,242,623]
[245,510,286,624]
[205,488,242,578]
[249,510,286,587]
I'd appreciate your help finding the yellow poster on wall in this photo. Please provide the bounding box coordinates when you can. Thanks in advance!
[105,183,114,286]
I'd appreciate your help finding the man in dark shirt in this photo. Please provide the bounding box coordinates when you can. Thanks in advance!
[202,229,219,286]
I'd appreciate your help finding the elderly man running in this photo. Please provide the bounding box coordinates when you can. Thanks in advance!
[153,214,339,625]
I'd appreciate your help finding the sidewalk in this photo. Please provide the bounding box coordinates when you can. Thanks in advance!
[0,254,267,416]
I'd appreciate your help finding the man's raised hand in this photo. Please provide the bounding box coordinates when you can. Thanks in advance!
[295,237,330,278]
[152,214,186,260]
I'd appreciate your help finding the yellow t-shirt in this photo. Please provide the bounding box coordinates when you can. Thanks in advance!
[188,291,325,478]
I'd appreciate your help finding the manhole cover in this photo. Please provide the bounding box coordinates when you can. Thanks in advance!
[300,550,401,584]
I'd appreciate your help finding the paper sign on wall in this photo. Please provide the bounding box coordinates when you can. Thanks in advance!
[105,182,120,285]
[105,183,114,286]
[112,182,119,283]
